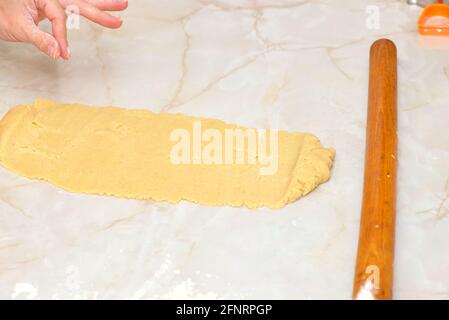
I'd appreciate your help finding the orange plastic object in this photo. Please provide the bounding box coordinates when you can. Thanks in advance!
[418,3,449,36]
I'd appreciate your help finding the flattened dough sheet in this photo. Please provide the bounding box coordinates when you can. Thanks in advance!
[0,100,335,208]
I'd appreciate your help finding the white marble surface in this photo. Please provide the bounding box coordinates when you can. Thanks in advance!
[0,0,448,299]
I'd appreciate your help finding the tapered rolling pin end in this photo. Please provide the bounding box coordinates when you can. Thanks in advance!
[370,38,397,55]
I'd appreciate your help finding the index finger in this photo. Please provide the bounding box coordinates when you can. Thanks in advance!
[37,0,69,59]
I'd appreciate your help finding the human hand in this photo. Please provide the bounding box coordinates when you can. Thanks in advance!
[0,0,128,60]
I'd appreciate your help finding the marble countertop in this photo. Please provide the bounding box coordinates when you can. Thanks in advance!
[0,0,448,299]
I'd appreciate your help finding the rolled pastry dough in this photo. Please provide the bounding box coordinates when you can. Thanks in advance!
[0,100,335,208]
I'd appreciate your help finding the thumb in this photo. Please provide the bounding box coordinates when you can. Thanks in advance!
[26,26,61,59]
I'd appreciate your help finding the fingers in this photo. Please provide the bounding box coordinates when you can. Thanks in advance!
[23,0,127,59]
[26,26,61,59]
[36,0,69,59]
[64,0,123,29]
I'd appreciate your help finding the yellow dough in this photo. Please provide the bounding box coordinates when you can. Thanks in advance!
[0,100,335,208]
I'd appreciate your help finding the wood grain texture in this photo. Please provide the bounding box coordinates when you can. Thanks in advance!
[352,39,397,300]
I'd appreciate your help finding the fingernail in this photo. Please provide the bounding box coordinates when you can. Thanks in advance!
[50,49,59,59]
[47,42,60,60]
[67,47,71,59]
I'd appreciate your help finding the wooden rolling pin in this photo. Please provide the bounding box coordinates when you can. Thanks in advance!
[352,39,398,300]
